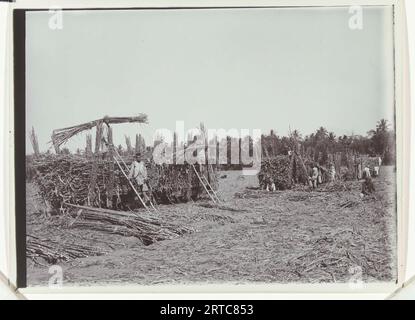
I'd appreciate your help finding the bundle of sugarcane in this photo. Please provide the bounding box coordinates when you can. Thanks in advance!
[63,204,194,245]
[51,115,148,148]
[26,155,37,182]
[257,156,293,190]
[31,154,120,209]
[31,154,213,209]
[146,163,202,203]
[116,159,206,204]
[27,234,107,264]
[361,156,380,169]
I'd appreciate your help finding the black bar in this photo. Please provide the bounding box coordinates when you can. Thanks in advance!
[13,9,26,289]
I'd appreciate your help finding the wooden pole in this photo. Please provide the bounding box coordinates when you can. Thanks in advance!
[135,134,140,153]
[85,134,92,157]
[30,127,40,156]
[94,121,103,154]
[139,134,145,153]
[88,121,103,206]
[200,122,211,183]
[107,126,114,208]
[295,151,309,180]
[192,164,216,203]
[52,131,60,154]
[125,135,132,154]
[173,131,177,165]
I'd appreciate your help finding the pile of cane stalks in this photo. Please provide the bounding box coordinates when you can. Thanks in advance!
[63,204,194,246]
[29,154,214,209]
[27,204,194,264]
[258,156,295,190]
[27,234,108,264]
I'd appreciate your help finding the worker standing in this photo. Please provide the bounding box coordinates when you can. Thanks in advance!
[363,166,371,179]
[311,165,319,189]
[128,153,148,193]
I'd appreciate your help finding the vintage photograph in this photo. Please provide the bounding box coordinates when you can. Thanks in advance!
[23,6,397,286]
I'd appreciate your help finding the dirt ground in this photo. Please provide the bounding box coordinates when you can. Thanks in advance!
[26,166,397,286]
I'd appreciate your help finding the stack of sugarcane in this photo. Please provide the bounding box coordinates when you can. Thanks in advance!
[26,155,37,182]
[27,235,107,264]
[63,204,194,245]
[30,154,214,209]
[361,157,380,169]
[51,115,148,149]
[30,155,115,209]
[258,155,294,190]
[146,163,202,203]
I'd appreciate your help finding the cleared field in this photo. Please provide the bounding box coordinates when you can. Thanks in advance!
[26,166,397,286]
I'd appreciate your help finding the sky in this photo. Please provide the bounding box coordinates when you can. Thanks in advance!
[25,6,395,154]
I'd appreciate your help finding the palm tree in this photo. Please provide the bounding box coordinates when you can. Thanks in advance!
[327,132,336,153]
[368,119,389,137]
[290,129,302,141]
[376,119,389,132]
[315,127,328,141]
[368,119,391,157]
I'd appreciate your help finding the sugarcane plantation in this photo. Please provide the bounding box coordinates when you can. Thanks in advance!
[25,115,397,284]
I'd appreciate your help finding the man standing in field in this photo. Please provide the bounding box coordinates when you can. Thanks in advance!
[363,166,371,179]
[128,152,148,192]
[310,165,319,189]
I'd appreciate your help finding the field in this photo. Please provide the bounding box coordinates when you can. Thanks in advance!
[26,166,397,286]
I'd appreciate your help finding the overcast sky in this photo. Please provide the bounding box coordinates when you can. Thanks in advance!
[25,6,395,154]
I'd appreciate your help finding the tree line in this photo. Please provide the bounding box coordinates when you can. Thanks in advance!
[261,119,395,165]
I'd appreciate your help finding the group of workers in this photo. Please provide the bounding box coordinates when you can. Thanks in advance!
[263,155,382,196]
[360,157,382,196]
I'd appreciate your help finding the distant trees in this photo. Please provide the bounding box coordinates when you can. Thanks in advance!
[367,119,395,164]
[260,119,395,164]
[29,119,395,166]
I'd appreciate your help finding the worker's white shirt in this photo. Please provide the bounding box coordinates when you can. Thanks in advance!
[128,161,147,185]
[329,166,336,179]
[312,167,319,179]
